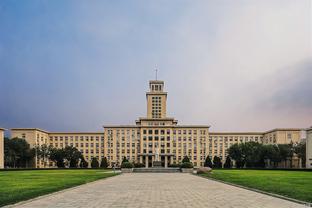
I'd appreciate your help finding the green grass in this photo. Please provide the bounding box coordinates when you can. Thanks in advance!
[201,169,312,203]
[0,169,118,206]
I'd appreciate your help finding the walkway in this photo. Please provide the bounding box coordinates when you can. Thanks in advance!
[9,173,305,208]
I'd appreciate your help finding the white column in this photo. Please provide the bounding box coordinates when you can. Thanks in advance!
[139,156,143,164]
[145,156,149,168]
[165,156,168,168]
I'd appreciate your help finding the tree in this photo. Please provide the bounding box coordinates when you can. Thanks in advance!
[204,156,213,168]
[80,157,88,168]
[63,146,82,168]
[122,156,129,164]
[34,144,53,168]
[91,157,99,168]
[243,142,263,168]
[100,157,109,168]
[294,142,306,167]
[224,156,232,168]
[213,156,222,168]
[228,143,244,168]
[182,156,190,163]
[4,137,35,168]
[278,144,293,168]
[50,148,65,168]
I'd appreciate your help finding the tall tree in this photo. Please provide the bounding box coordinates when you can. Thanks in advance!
[228,143,244,168]
[294,142,306,168]
[64,146,82,168]
[213,156,222,168]
[204,156,213,168]
[4,137,35,168]
[224,156,232,168]
[50,148,66,168]
[100,157,109,168]
[278,144,293,168]
[91,157,99,168]
[35,144,53,168]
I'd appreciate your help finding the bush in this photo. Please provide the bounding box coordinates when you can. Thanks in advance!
[180,162,193,168]
[168,163,180,168]
[91,157,99,168]
[121,162,134,168]
[182,156,190,163]
[100,157,109,168]
[134,163,145,168]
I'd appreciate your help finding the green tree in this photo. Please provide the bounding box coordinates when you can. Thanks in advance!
[243,142,263,168]
[294,142,306,168]
[182,156,190,163]
[4,137,35,168]
[278,144,293,168]
[34,144,53,168]
[64,146,82,168]
[122,156,129,164]
[204,155,213,168]
[100,157,109,168]
[228,143,244,168]
[91,157,99,168]
[50,148,65,168]
[80,157,88,168]
[224,156,232,168]
[213,156,222,168]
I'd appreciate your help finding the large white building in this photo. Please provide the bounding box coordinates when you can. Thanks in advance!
[2,80,308,168]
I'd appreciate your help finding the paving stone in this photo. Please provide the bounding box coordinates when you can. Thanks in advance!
[9,173,306,208]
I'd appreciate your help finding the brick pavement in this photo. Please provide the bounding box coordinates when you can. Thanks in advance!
[8,173,306,208]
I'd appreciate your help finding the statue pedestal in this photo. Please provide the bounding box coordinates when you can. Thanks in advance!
[153,161,162,168]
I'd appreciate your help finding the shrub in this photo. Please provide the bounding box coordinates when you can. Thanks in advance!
[100,157,109,168]
[168,163,180,168]
[180,162,193,168]
[121,162,134,168]
[91,157,99,168]
[134,163,145,168]
[182,156,190,163]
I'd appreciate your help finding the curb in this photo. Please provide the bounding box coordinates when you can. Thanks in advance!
[196,174,312,207]
[3,173,121,208]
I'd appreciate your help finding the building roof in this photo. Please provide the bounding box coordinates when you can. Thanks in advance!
[0,128,6,131]
[264,128,304,134]
[306,127,312,131]
[149,80,164,84]
[103,125,139,128]
[11,128,49,133]
[175,125,210,128]
[210,132,263,135]
[49,132,103,135]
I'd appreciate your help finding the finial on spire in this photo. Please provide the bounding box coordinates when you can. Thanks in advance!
[155,68,158,80]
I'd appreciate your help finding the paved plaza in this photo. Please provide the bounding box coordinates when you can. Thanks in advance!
[9,173,306,208]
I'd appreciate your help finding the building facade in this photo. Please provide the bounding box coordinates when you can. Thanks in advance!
[9,80,306,168]
[0,128,4,169]
[306,128,312,169]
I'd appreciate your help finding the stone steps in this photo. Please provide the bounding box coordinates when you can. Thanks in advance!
[133,167,181,173]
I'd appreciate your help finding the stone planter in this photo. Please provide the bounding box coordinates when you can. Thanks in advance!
[121,168,133,173]
[181,168,193,173]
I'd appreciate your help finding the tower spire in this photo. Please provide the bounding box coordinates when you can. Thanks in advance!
[155,68,158,80]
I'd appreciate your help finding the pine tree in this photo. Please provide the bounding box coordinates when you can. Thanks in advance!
[100,157,109,168]
[204,156,213,168]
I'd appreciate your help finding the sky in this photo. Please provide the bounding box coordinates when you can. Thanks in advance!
[0,0,311,133]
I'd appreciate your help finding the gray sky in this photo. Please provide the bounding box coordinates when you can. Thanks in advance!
[0,0,311,132]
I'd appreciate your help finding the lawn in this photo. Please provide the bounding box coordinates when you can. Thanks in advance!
[0,169,118,206]
[201,169,312,203]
